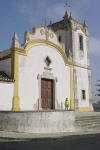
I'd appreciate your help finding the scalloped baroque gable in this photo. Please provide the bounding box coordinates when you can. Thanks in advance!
[24,27,65,51]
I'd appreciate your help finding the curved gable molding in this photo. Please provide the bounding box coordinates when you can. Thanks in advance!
[14,40,73,66]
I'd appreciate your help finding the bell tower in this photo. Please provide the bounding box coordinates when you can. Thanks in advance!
[49,10,93,111]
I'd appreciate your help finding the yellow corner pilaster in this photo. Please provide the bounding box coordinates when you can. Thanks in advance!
[12,50,20,111]
[12,96,20,111]
[70,65,75,110]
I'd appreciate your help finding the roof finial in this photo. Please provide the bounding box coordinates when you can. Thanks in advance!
[12,32,19,41]
[69,12,72,19]
[63,9,70,19]
[12,32,20,48]
[63,1,71,19]
[83,20,88,28]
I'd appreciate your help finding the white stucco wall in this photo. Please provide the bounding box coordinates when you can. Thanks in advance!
[74,66,90,108]
[56,30,70,52]
[56,29,89,68]
[0,82,14,110]
[56,29,91,110]
[72,29,90,109]
[19,44,70,111]
[0,58,11,76]
[72,30,89,67]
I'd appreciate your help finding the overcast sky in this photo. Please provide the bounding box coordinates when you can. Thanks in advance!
[0,0,100,102]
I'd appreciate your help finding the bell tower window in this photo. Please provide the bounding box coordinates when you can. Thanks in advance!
[79,35,83,50]
[58,35,62,42]
[82,90,86,100]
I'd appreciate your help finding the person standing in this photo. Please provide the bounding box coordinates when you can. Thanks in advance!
[65,98,69,110]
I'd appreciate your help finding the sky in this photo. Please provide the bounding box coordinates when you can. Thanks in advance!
[0,0,100,102]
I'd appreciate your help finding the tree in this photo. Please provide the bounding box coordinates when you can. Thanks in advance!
[95,80,100,103]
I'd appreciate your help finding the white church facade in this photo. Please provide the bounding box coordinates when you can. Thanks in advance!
[0,11,92,112]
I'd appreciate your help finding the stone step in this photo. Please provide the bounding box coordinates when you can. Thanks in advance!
[75,124,100,132]
[76,120,100,123]
[76,118,100,122]
[76,119,100,125]
[79,126,100,131]
[76,119,100,123]
[76,123,100,127]
[75,114,100,132]
[75,116,100,120]
[76,122,100,127]
[81,129,100,132]
[76,119,100,122]
[75,112,100,116]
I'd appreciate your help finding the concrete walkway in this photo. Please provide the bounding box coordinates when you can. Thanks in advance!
[0,130,100,141]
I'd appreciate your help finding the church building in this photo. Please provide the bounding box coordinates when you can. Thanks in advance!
[0,10,92,112]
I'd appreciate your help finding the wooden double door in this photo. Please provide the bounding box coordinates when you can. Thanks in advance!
[41,78,54,109]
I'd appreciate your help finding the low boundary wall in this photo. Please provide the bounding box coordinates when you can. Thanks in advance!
[0,111,75,133]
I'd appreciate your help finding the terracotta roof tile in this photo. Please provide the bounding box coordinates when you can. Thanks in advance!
[0,71,14,82]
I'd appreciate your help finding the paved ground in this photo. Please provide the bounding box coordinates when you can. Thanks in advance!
[0,130,100,141]
[0,133,100,150]
[0,112,100,149]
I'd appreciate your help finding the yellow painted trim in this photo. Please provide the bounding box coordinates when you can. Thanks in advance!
[11,49,14,78]
[14,46,90,70]
[12,50,20,111]
[79,107,91,112]
[70,65,75,110]
[14,39,73,66]
[13,40,90,70]
[74,63,90,70]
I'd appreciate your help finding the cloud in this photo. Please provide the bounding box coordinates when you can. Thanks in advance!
[14,0,91,26]
[70,0,91,20]
[90,37,100,55]
[14,0,65,25]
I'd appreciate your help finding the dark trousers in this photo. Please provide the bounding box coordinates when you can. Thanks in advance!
[65,105,69,110]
